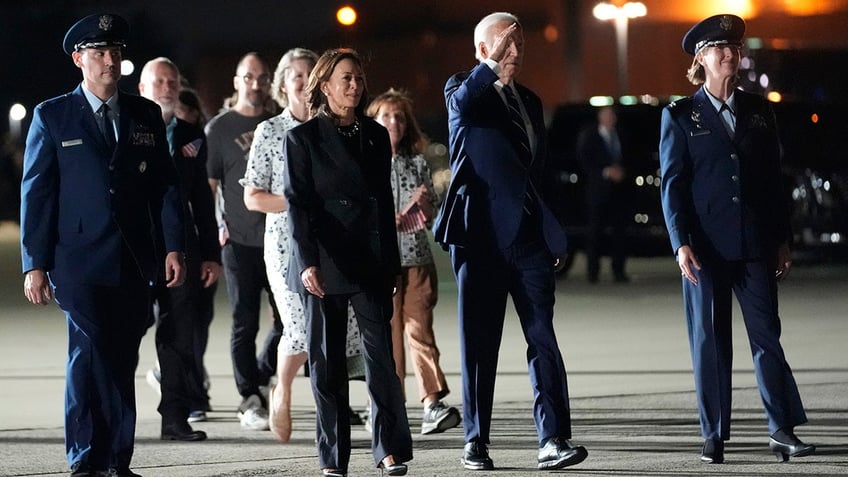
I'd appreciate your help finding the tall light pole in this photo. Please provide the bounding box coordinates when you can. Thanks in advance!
[593,2,647,98]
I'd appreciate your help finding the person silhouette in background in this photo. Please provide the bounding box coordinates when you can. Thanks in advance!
[576,106,630,283]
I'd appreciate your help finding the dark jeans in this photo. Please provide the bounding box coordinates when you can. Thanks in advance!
[222,241,282,400]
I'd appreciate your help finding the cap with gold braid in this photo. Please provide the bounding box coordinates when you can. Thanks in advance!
[62,13,128,56]
[682,14,745,56]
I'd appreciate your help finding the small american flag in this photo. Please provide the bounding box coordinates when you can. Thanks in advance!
[181,138,203,158]
[398,201,427,234]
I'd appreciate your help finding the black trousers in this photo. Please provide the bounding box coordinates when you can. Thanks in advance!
[221,241,283,400]
[304,289,413,472]
[153,250,209,423]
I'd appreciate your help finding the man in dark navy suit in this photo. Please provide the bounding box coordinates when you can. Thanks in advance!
[433,11,587,472]
[20,14,185,477]
[659,13,814,465]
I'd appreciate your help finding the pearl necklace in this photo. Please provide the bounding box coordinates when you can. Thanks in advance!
[337,118,360,138]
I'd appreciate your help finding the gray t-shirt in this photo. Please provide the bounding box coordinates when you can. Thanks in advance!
[205,109,272,247]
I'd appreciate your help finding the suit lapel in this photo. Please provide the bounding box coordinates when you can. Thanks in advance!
[732,91,753,144]
[72,85,113,157]
[116,92,133,157]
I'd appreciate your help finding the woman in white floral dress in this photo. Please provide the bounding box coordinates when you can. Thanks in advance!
[241,48,361,442]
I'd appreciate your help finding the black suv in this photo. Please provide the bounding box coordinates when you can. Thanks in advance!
[545,99,848,272]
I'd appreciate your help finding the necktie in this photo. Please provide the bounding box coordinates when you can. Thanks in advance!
[503,85,536,215]
[99,103,116,151]
[719,103,736,137]
[502,85,531,164]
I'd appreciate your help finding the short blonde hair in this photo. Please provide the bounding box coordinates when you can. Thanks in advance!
[686,56,705,85]
[270,48,318,108]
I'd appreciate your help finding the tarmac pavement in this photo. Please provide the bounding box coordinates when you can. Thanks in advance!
[0,221,846,476]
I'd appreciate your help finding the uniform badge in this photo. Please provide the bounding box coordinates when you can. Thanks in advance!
[720,16,733,31]
[750,114,768,129]
[99,15,113,31]
[691,109,702,128]
[139,161,147,173]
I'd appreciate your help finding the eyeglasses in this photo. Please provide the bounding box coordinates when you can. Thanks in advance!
[239,74,271,86]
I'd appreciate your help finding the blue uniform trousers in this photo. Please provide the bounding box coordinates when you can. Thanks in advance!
[683,256,807,440]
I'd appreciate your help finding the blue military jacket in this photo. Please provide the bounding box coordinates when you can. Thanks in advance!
[21,85,184,287]
[659,87,791,261]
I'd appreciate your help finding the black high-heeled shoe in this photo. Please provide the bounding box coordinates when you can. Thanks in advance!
[379,456,407,476]
[769,434,816,462]
[700,439,724,464]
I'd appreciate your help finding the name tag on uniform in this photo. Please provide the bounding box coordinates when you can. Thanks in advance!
[131,132,156,146]
[690,129,712,137]
[61,139,83,147]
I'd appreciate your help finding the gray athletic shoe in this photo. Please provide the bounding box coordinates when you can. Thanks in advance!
[421,400,461,435]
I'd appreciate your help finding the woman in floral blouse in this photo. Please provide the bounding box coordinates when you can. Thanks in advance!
[367,89,461,435]
[241,48,361,442]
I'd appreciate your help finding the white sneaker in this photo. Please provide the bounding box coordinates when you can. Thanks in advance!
[145,368,161,396]
[187,410,207,423]
[237,394,269,431]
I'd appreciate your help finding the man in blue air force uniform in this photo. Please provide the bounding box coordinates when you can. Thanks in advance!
[20,13,185,477]
[659,13,814,465]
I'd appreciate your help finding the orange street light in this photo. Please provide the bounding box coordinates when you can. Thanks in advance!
[337,5,357,26]
[593,2,647,98]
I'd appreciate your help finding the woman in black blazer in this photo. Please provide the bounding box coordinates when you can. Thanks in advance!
[282,48,412,477]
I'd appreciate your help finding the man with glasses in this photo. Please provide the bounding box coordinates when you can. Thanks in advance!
[206,52,282,431]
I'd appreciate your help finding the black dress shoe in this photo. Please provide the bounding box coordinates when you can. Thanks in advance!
[461,441,494,471]
[769,432,816,462]
[70,462,95,477]
[537,437,588,470]
[106,469,142,477]
[700,439,724,464]
[161,421,207,441]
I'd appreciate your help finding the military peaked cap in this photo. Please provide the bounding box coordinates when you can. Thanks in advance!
[63,13,128,56]
[682,14,745,55]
